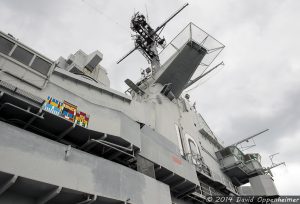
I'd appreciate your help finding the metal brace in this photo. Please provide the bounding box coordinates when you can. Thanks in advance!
[64,145,72,161]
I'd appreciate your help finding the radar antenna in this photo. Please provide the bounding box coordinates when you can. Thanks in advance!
[269,153,286,169]
[230,129,269,151]
[264,153,286,177]
[116,3,189,64]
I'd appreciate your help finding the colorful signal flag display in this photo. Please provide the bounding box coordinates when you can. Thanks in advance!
[61,101,77,122]
[42,96,90,128]
[43,96,62,116]
[75,111,90,128]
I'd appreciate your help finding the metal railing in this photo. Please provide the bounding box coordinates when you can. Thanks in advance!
[158,22,224,78]
[185,152,239,194]
[185,152,212,177]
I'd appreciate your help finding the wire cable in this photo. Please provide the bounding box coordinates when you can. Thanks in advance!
[81,0,128,32]
[185,64,224,93]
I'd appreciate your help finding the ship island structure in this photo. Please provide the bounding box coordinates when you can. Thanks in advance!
[0,4,280,204]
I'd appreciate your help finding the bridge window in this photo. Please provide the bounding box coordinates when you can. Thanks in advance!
[0,36,14,55]
[11,46,34,66]
[30,56,52,75]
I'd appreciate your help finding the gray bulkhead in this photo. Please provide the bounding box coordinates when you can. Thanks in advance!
[0,121,172,204]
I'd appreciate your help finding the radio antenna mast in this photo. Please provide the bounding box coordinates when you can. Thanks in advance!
[116,3,189,64]
[230,129,269,150]
[264,153,286,177]
[145,4,149,23]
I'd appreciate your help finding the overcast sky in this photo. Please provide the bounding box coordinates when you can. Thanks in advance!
[1,0,299,195]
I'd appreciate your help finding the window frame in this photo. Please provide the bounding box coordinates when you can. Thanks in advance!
[174,123,184,156]
[185,133,200,165]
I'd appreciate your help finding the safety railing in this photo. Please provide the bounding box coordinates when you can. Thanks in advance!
[158,22,224,78]
[185,152,212,177]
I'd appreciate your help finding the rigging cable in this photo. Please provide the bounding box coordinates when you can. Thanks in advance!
[185,64,224,93]
[81,0,128,32]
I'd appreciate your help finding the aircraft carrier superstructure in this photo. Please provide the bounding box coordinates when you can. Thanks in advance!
[0,5,279,204]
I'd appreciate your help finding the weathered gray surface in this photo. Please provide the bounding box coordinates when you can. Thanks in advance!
[140,125,199,185]
[249,175,279,196]
[156,42,206,98]
[0,121,172,204]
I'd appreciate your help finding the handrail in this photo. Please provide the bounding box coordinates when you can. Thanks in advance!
[0,102,44,119]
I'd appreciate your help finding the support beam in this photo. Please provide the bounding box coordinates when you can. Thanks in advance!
[64,145,72,161]
[80,134,107,151]
[76,195,97,204]
[176,184,197,199]
[80,140,92,150]
[107,151,123,160]
[154,166,162,171]
[0,175,18,195]
[102,147,113,156]
[186,194,203,203]
[171,179,187,190]
[231,176,243,186]
[0,102,44,119]
[23,107,44,129]
[161,172,175,182]
[91,139,134,158]
[108,144,132,160]
[0,91,4,101]
[81,141,98,152]
[124,198,131,204]
[91,139,133,152]
[56,122,76,141]
[37,186,62,204]
[114,157,131,167]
